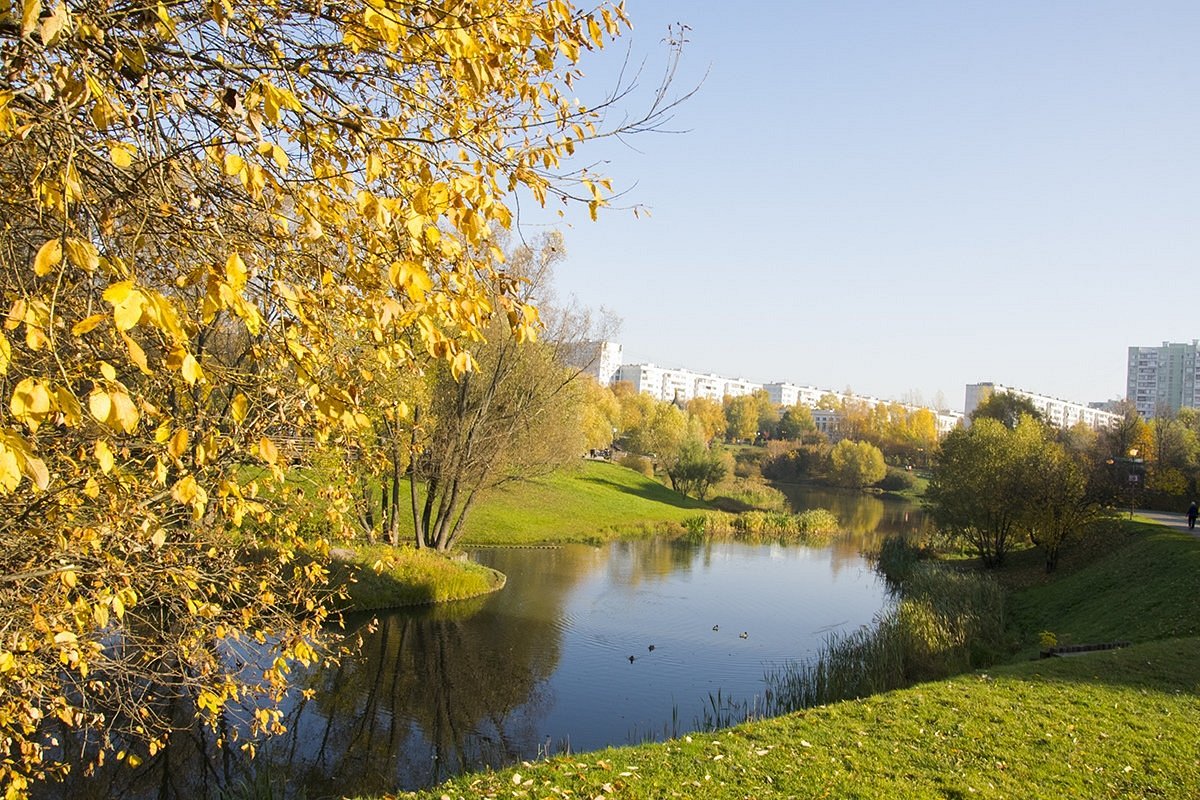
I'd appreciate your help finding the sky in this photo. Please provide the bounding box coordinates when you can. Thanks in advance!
[521,1,1200,412]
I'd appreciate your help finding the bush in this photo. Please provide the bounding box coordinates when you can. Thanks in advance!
[875,467,917,492]
[618,453,654,477]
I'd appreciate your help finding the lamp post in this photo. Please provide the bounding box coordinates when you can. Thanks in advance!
[1108,448,1144,519]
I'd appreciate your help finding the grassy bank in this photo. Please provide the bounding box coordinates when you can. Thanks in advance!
[386,518,1200,799]
[459,460,708,544]
[328,545,505,610]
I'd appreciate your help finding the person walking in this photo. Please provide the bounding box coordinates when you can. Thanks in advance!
[1187,501,1198,530]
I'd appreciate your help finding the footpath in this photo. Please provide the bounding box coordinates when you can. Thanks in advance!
[1135,509,1199,535]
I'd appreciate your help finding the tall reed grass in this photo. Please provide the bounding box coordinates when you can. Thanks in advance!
[765,551,1006,713]
[681,508,840,543]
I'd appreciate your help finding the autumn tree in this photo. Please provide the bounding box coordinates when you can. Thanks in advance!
[1020,436,1106,572]
[927,416,1045,566]
[777,404,817,441]
[663,434,727,500]
[969,392,1044,429]
[406,235,591,552]
[723,394,758,442]
[686,396,726,443]
[0,0,679,792]
[828,439,886,489]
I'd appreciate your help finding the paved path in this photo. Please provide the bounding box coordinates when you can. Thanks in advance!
[1134,509,1199,536]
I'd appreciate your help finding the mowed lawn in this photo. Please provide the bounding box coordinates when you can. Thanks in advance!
[460,460,708,544]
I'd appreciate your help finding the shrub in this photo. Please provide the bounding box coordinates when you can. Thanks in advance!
[875,467,917,492]
[618,453,654,477]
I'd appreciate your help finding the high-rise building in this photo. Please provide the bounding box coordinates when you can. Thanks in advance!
[1126,341,1200,419]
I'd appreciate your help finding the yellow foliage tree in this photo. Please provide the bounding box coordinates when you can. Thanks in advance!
[0,0,678,792]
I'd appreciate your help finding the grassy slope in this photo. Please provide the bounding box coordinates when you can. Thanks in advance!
[391,520,1200,799]
[460,460,708,544]
[1007,522,1200,647]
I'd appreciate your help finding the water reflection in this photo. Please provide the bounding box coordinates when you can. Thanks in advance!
[35,493,924,799]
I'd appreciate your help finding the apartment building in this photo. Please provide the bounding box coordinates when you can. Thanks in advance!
[964,382,1121,431]
[1126,341,1200,419]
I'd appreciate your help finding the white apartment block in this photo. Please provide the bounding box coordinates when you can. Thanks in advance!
[615,363,763,404]
[1126,341,1200,419]
[607,352,962,436]
[560,340,623,386]
[964,382,1122,431]
[765,382,963,436]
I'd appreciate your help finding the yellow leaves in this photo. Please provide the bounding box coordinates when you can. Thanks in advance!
[256,140,289,173]
[388,260,434,301]
[450,350,474,380]
[94,440,114,474]
[64,238,99,271]
[103,281,145,331]
[223,153,245,177]
[20,0,41,37]
[109,142,135,169]
[88,387,139,434]
[71,314,106,336]
[168,428,189,461]
[11,378,52,432]
[261,81,302,125]
[257,436,279,465]
[171,474,208,517]
[0,332,9,375]
[33,238,62,276]
[181,353,204,385]
[225,252,248,292]
[231,393,248,424]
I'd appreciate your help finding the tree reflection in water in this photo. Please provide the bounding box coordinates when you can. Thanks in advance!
[33,511,917,799]
[37,545,596,799]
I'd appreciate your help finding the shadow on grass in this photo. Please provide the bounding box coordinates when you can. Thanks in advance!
[578,475,708,510]
[1000,636,1200,697]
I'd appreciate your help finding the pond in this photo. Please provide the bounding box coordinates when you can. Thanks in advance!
[40,488,927,799]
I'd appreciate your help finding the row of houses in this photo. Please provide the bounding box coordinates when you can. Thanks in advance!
[565,341,963,435]
[563,343,1136,436]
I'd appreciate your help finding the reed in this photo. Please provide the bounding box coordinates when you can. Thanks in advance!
[681,508,839,543]
[765,561,1006,712]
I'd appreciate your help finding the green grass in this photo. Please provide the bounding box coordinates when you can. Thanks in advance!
[328,544,505,610]
[1007,521,1200,651]
[378,517,1200,800]
[394,637,1200,799]
[459,461,708,545]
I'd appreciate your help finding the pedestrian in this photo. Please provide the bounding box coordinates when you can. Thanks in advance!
[1187,501,1198,530]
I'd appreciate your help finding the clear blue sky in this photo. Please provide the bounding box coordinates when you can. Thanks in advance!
[525,1,1200,412]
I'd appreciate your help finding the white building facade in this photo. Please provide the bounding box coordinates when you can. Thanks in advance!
[965,382,1121,431]
[561,341,623,386]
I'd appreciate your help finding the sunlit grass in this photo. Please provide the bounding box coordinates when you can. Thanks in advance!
[327,544,504,610]
[459,460,707,545]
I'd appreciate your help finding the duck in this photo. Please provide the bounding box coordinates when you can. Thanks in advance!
[739,631,748,639]
[648,644,656,652]
[712,624,719,632]
[628,655,636,663]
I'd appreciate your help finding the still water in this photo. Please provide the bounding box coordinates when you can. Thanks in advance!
[43,489,926,799]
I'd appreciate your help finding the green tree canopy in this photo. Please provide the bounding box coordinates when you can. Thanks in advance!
[828,440,887,489]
